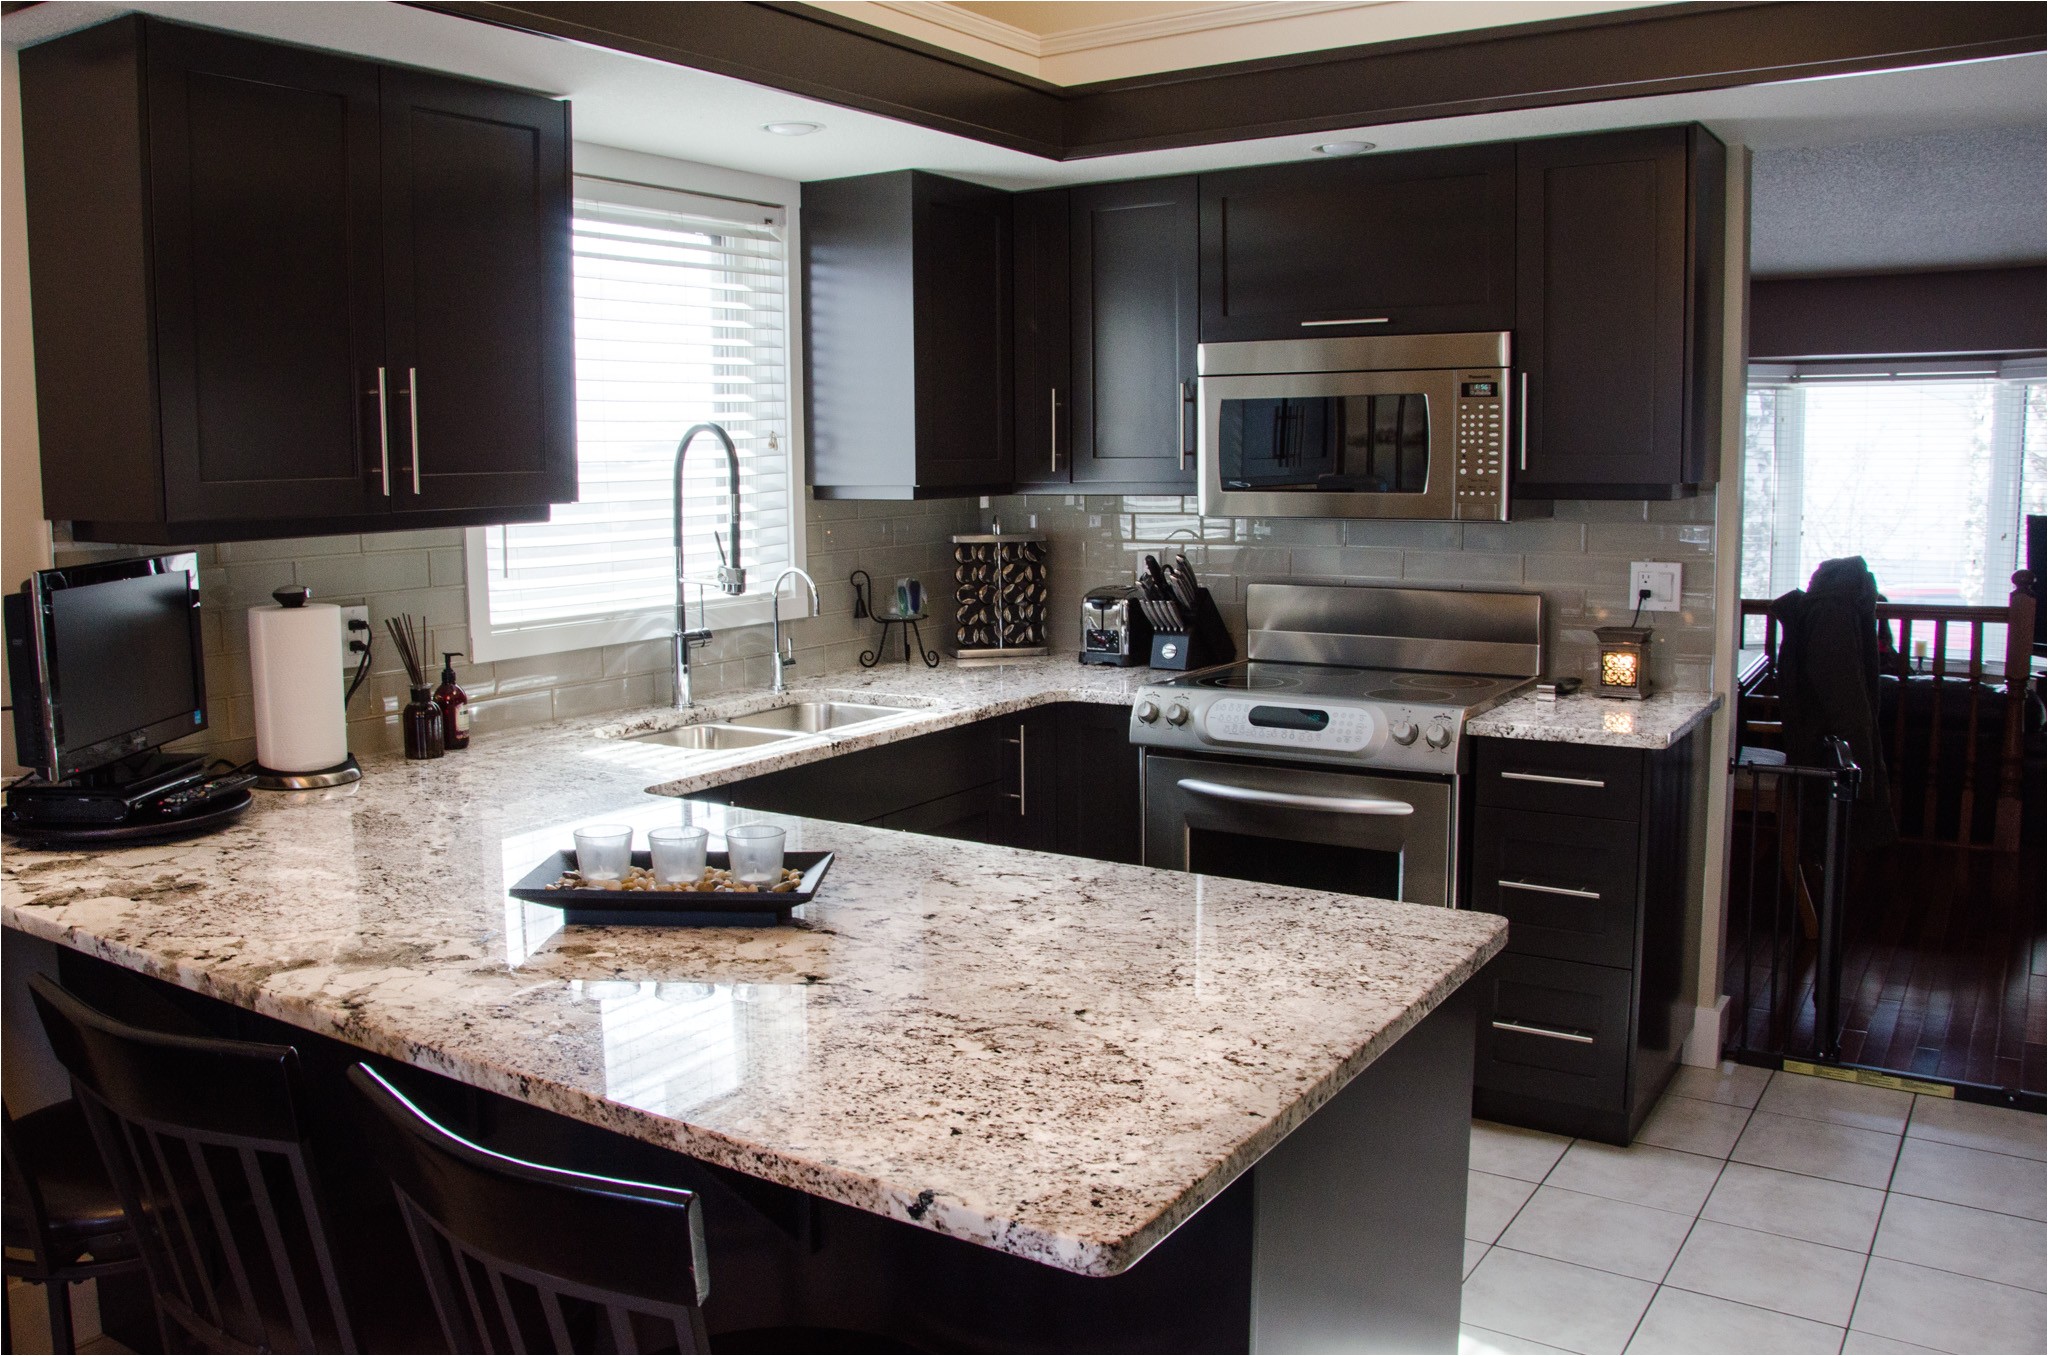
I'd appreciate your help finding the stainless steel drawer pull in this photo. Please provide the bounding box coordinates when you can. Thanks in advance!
[407,366,422,495]
[1492,1019,1595,1045]
[1501,879,1602,901]
[1500,771,1607,789]
[1177,778,1415,816]
[1006,726,1027,817]
[1301,317,1390,327]
[372,367,391,496]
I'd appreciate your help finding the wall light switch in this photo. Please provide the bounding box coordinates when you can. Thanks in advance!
[1630,562,1682,612]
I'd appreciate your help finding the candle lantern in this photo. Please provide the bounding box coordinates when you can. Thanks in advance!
[1594,625,1652,700]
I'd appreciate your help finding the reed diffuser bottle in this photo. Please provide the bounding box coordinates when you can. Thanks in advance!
[385,613,444,760]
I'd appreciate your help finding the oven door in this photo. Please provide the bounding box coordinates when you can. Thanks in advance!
[1142,752,1456,907]
[1198,368,1461,520]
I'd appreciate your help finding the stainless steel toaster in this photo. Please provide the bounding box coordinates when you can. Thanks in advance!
[1080,585,1151,667]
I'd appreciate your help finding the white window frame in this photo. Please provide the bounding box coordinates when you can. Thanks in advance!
[463,146,807,663]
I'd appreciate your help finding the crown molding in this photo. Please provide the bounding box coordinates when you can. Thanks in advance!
[1036,3,1387,57]
[867,2,1041,58]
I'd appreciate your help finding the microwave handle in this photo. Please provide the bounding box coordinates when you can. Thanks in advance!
[1178,380,1193,471]
[1518,370,1529,472]
[1176,778,1416,816]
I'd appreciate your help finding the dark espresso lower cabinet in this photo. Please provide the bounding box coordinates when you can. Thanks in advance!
[698,703,1141,865]
[1467,730,1700,1144]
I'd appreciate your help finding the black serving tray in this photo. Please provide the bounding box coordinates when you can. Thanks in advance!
[508,849,833,927]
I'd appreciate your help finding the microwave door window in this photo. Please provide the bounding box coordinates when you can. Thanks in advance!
[1329,394,1429,494]
[1220,397,1340,489]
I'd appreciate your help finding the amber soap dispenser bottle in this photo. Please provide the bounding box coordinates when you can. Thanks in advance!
[433,652,471,751]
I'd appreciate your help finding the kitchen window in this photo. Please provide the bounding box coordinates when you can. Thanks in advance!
[1740,361,2047,635]
[464,172,802,662]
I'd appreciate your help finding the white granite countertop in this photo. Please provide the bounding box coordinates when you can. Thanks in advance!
[1464,690,1723,750]
[1,656,1506,1278]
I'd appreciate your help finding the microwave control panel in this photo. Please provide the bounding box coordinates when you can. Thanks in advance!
[1451,370,1510,521]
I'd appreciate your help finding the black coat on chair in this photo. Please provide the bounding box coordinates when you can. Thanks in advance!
[1770,555,1897,847]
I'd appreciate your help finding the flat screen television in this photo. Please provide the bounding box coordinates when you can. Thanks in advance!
[4,554,207,783]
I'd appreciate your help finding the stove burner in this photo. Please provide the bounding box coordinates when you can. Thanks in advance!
[1369,688,1457,702]
[1396,674,1490,689]
[1194,670,1302,691]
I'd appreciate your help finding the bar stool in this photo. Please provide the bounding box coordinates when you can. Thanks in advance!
[27,974,359,1354]
[2,1099,146,1353]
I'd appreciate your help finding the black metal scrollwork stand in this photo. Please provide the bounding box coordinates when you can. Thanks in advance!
[851,569,939,669]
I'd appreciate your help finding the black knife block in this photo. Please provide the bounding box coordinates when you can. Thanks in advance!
[1148,587,1236,671]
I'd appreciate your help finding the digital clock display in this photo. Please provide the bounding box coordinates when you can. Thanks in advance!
[1461,381,1499,398]
[1248,705,1330,731]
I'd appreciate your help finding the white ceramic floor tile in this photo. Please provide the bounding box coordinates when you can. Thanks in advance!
[1701,1160,1886,1252]
[1545,1140,1727,1215]
[1471,1119,1574,1183]
[1758,1071,1915,1135]
[1469,1169,1540,1244]
[1889,1136,2047,1220]
[1636,1093,1754,1158]
[1666,1061,1773,1109]
[1906,1097,2047,1163]
[1496,1185,1697,1283]
[1465,1239,1491,1280]
[1624,1286,1846,1355]
[1462,1248,1655,1355]
[1731,1109,1902,1189]
[1664,1219,1869,1327]
[1841,1330,1943,1354]
[1872,1193,2048,1292]
[1851,1256,2048,1355]
[1459,1323,1575,1355]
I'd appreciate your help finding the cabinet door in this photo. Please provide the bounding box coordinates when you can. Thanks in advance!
[911,174,1014,490]
[1515,127,1693,496]
[381,68,575,514]
[1199,145,1515,342]
[1070,178,1198,491]
[1055,704,1143,865]
[1012,189,1072,491]
[145,22,386,525]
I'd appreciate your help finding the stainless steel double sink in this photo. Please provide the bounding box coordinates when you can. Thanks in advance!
[625,701,917,752]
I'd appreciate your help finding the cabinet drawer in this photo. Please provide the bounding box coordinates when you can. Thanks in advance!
[1475,739,1643,822]
[1471,808,1641,968]
[1474,953,1632,1113]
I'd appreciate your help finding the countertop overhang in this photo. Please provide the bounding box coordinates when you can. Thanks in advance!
[2,657,1530,1275]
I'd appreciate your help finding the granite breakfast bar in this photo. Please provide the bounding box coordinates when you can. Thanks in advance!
[2,659,1514,1351]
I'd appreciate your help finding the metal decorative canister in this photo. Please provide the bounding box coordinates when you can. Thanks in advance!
[952,532,1049,664]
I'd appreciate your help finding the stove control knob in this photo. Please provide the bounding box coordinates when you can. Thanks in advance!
[1135,700,1160,724]
[1389,720,1419,746]
[1165,703,1191,727]
[1425,721,1454,750]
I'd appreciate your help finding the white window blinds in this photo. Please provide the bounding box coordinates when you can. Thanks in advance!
[467,177,798,660]
[1742,361,2046,612]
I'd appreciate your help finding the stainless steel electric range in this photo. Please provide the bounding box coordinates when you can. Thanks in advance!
[1131,582,1543,909]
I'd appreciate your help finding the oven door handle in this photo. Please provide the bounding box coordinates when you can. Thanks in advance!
[1175,778,1417,816]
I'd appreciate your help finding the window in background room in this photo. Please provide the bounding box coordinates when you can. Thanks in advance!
[1740,360,2046,652]
[464,176,799,662]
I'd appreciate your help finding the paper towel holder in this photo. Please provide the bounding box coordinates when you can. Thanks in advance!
[251,585,364,791]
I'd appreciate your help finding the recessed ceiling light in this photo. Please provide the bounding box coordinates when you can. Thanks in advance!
[1312,141,1374,156]
[763,121,824,137]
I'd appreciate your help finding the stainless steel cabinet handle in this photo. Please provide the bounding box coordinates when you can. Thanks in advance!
[1301,317,1390,327]
[1178,380,1194,471]
[372,367,391,496]
[1177,778,1415,816]
[1006,726,1027,816]
[1500,771,1606,789]
[1049,387,1059,474]
[1491,1019,1595,1045]
[1501,879,1602,901]
[407,366,422,494]
[1518,371,1529,472]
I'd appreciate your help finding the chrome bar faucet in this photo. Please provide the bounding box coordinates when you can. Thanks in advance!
[671,422,745,709]
[769,567,821,695]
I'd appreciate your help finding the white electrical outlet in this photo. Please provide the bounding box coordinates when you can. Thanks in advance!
[1630,561,1682,613]
[338,605,372,672]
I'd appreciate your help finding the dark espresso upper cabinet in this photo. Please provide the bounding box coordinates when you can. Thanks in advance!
[1067,177,1199,492]
[1514,126,1726,500]
[18,17,573,544]
[805,171,1014,499]
[1199,145,1516,342]
[1011,188,1071,492]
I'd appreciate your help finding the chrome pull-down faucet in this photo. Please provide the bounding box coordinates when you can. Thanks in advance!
[671,423,745,709]
[769,567,821,695]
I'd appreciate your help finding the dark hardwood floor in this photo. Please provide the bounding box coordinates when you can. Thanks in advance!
[1726,819,2046,1097]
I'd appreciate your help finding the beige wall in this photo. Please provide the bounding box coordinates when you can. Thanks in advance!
[2,49,52,775]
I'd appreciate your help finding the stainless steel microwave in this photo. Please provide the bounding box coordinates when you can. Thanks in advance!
[1196,331,1511,521]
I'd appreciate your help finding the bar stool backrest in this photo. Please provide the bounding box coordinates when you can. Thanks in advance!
[348,1064,711,1355]
[26,974,356,1354]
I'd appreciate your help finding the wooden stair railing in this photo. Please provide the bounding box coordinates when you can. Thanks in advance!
[1737,570,2038,850]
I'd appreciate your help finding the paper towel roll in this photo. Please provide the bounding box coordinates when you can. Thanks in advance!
[249,600,348,773]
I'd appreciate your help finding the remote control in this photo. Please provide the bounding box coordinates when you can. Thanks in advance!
[155,772,257,816]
